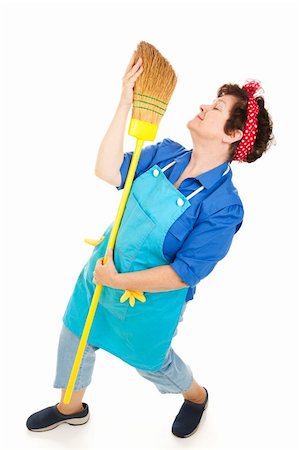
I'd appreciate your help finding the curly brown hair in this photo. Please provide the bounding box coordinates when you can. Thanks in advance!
[217,83,275,163]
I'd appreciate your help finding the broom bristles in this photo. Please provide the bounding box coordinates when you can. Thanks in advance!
[132,41,177,126]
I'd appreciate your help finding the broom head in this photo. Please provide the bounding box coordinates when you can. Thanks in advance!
[128,41,177,141]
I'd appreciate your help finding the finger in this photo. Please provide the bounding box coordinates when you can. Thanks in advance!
[124,57,143,79]
[130,66,144,82]
[125,66,143,87]
[124,51,136,73]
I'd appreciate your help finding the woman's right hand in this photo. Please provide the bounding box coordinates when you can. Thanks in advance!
[119,52,143,107]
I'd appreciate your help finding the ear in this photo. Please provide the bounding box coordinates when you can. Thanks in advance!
[222,129,243,145]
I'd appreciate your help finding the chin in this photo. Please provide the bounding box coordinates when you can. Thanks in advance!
[187,118,200,135]
[186,119,195,130]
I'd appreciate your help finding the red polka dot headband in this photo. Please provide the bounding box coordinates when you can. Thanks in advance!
[233,80,264,162]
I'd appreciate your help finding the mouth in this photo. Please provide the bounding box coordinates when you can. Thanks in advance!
[197,115,203,121]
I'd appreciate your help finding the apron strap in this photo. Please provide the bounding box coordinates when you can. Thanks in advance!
[161,160,176,172]
[160,159,231,200]
[222,164,231,176]
[186,185,205,200]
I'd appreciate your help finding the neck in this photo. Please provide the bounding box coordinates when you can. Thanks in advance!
[187,141,229,176]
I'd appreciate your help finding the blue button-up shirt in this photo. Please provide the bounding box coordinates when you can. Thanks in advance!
[116,138,244,301]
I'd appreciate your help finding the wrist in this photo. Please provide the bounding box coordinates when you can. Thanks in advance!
[117,100,131,111]
[113,272,124,290]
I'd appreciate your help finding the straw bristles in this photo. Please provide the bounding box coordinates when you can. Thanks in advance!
[132,41,177,126]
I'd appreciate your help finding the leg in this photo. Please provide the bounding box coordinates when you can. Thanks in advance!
[136,347,208,439]
[26,325,97,431]
[136,302,205,397]
[136,346,194,394]
[53,325,98,413]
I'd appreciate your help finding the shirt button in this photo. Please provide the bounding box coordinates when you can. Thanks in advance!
[153,169,159,177]
[177,198,184,206]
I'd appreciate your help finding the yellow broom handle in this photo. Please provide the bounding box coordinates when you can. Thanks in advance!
[63,138,144,404]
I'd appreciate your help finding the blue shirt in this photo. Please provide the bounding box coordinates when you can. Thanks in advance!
[116,138,244,301]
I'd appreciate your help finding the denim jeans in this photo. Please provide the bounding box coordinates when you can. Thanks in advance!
[53,302,193,394]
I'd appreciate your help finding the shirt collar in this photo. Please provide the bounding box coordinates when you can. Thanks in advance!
[178,152,230,190]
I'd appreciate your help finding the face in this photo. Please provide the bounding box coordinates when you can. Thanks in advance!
[187,94,240,145]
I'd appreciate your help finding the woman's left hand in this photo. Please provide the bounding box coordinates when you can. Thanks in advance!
[93,248,119,288]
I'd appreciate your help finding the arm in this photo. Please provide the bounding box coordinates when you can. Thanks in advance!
[93,248,188,291]
[94,54,143,184]
[169,205,244,287]
[114,264,188,292]
[114,205,243,293]
[94,206,243,291]
[94,102,130,183]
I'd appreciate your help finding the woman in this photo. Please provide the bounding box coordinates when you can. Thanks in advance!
[26,55,274,438]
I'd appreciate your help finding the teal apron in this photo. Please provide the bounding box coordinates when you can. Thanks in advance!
[63,159,206,371]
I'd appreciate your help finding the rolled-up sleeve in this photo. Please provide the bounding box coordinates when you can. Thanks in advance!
[116,140,165,190]
[170,204,244,287]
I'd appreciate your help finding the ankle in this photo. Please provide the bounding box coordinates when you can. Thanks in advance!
[57,402,84,415]
[182,385,207,404]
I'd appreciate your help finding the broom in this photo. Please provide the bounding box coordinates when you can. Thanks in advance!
[63,41,177,404]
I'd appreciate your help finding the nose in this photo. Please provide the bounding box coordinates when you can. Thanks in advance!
[199,104,209,113]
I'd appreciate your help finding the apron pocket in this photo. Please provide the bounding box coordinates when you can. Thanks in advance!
[115,191,156,271]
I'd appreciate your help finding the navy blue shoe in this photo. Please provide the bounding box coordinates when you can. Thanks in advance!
[172,387,208,438]
[26,402,90,432]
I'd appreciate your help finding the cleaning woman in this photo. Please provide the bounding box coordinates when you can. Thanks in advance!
[26,54,274,437]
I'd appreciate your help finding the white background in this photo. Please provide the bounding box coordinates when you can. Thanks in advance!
[1,0,299,449]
